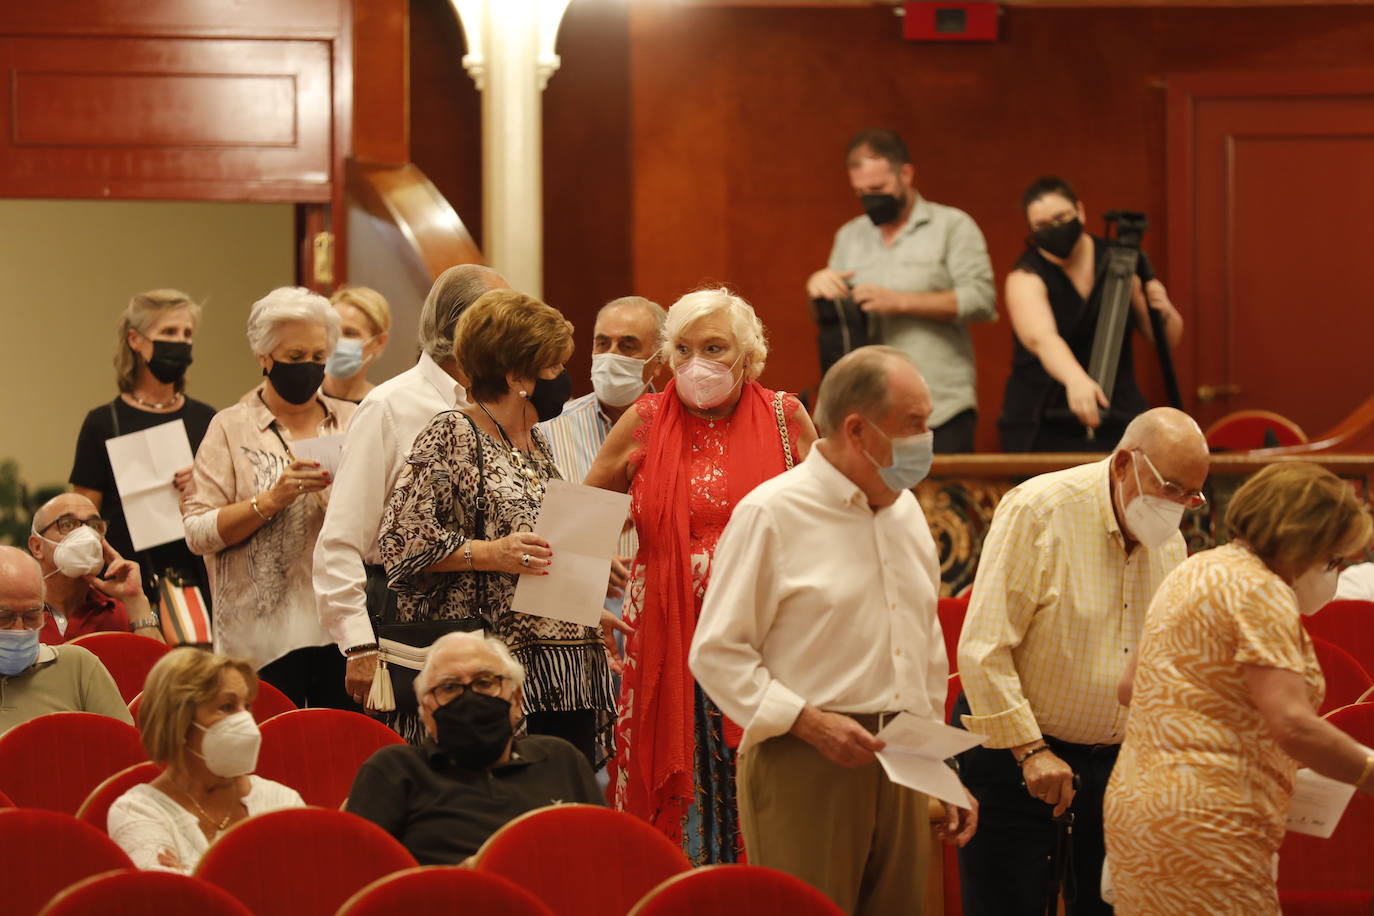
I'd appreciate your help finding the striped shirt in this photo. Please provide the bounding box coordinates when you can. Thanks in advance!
[957,458,1186,748]
[537,392,639,561]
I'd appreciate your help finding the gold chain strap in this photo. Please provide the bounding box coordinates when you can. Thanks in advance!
[774,391,795,470]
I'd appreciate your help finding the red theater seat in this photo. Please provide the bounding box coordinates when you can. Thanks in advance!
[0,712,146,813]
[1204,410,1307,450]
[338,866,555,916]
[194,807,416,916]
[67,632,171,704]
[0,808,134,916]
[1310,637,1373,716]
[628,865,845,916]
[1305,600,1374,679]
[254,709,403,808]
[938,597,969,672]
[477,804,691,916]
[75,761,162,833]
[37,870,253,916]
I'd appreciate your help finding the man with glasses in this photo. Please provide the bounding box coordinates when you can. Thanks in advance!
[954,407,1209,915]
[27,494,163,644]
[0,547,133,734]
[345,631,602,864]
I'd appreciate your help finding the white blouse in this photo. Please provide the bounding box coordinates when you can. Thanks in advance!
[107,776,305,874]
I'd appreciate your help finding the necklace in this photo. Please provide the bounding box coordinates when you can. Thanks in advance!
[476,402,547,498]
[128,391,182,410]
[176,783,232,832]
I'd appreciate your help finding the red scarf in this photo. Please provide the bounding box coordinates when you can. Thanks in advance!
[622,377,790,839]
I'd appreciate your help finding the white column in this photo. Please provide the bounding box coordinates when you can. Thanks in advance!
[450,0,572,300]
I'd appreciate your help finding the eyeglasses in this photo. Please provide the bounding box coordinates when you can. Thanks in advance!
[36,515,109,538]
[1136,451,1207,509]
[427,673,507,704]
[0,606,49,629]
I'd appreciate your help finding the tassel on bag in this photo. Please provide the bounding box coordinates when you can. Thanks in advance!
[368,658,396,712]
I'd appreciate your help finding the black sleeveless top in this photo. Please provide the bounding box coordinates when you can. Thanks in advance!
[998,237,1155,453]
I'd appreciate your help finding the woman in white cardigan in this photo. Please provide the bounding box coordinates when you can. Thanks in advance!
[108,648,303,873]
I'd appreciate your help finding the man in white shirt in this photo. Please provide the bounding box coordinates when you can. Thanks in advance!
[690,345,975,916]
[314,264,505,705]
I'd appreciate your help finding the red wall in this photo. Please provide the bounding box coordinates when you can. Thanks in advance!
[411,2,1374,449]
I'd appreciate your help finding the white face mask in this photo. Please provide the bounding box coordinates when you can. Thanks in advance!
[590,352,650,408]
[1119,452,1186,550]
[35,525,105,579]
[193,710,262,777]
[1292,565,1340,616]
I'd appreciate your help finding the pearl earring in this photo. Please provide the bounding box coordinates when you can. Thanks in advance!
[519,390,529,399]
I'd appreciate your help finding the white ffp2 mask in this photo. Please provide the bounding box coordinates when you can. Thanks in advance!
[193,710,262,777]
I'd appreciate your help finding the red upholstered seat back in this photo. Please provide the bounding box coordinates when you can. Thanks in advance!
[1277,703,1374,900]
[0,808,133,916]
[477,804,691,916]
[254,709,404,807]
[938,596,969,672]
[628,865,846,916]
[1305,600,1374,681]
[338,866,555,916]
[37,870,253,916]
[67,632,172,704]
[0,712,147,812]
[1310,637,1373,715]
[194,807,417,916]
[75,761,162,832]
[1204,410,1307,450]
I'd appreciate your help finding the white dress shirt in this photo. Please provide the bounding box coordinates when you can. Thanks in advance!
[689,445,946,754]
[313,353,465,652]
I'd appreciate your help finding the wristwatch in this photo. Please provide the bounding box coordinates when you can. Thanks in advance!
[131,616,159,630]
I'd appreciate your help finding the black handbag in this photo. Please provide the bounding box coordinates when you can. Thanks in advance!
[369,413,491,716]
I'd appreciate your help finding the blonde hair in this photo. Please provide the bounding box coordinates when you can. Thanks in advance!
[1226,461,1373,581]
[330,286,392,337]
[138,648,259,769]
[245,287,341,356]
[114,289,202,394]
[662,287,768,379]
[452,290,573,402]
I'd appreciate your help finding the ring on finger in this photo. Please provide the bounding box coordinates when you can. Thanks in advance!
[521,553,531,567]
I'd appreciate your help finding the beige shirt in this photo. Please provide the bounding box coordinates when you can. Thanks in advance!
[957,459,1185,748]
[183,386,355,668]
[0,644,132,734]
[690,446,946,754]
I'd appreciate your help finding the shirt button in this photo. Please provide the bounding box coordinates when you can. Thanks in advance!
[895,648,904,657]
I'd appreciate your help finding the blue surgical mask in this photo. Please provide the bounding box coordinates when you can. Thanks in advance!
[0,628,40,676]
[325,337,367,379]
[864,420,934,492]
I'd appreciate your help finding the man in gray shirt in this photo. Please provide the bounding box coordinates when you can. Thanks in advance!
[807,128,995,453]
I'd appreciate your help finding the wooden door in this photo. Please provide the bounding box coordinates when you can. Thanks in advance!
[1167,71,1374,436]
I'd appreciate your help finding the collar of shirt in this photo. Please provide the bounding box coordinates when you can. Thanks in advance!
[804,443,870,511]
[416,352,467,410]
[422,735,544,773]
[244,384,342,433]
[1092,456,1128,548]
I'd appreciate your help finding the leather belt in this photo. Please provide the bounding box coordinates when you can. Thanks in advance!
[837,711,904,734]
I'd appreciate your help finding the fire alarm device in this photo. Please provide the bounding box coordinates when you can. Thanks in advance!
[902,2,999,43]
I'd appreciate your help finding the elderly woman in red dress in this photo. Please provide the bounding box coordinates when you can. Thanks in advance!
[585,287,817,864]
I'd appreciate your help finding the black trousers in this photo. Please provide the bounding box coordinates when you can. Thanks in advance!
[525,709,598,769]
[933,409,977,454]
[953,693,1117,916]
[259,645,361,712]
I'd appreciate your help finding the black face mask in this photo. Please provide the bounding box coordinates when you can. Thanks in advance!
[432,690,513,770]
[146,340,193,384]
[527,370,572,423]
[1030,218,1083,259]
[861,193,903,227]
[264,360,326,405]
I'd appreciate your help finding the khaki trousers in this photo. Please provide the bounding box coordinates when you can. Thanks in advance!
[738,732,931,916]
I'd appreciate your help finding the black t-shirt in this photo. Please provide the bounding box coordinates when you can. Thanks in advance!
[998,237,1156,453]
[345,735,605,865]
[68,396,217,585]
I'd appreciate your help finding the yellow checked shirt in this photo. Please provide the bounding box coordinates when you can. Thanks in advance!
[957,458,1186,748]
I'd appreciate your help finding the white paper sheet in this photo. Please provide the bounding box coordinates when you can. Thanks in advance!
[512,480,633,627]
[873,712,985,808]
[104,420,195,551]
[1286,767,1358,838]
[290,433,346,476]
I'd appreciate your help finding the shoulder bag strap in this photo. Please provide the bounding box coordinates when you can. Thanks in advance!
[460,414,490,619]
[774,391,795,470]
[108,399,122,438]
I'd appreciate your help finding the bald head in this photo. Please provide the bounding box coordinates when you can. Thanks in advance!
[32,493,100,537]
[1112,407,1210,506]
[0,546,44,609]
[815,345,926,436]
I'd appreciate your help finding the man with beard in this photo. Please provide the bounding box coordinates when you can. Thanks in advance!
[806,128,995,453]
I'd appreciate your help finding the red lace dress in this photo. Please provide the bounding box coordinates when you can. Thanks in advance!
[609,389,801,864]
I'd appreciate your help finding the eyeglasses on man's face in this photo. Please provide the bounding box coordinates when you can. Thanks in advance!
[36,515,109,539]
[0,605,49,630]
[1136,451,1207,510]
[427,672,508,705]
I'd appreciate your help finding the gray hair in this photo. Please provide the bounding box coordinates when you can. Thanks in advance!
[245,287,340,356]
[597,295,667,347]
[413,631,527,699]
[813,345,913,436]
[114,289,203,394]
[662,287,768,378]
[418,265,505,362]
